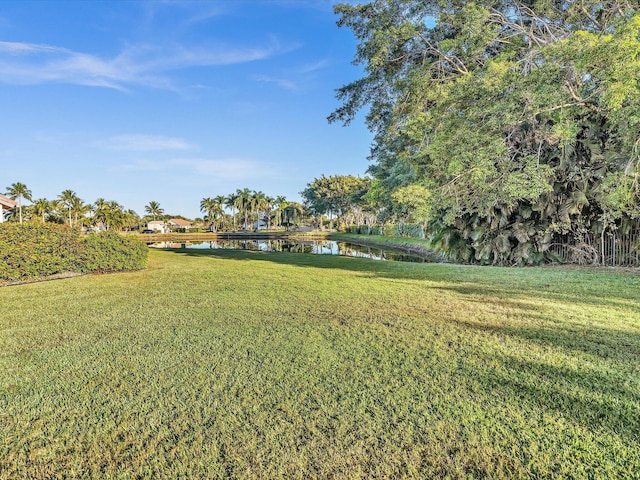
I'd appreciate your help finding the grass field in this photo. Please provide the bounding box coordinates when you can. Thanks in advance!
[1,249,639,478]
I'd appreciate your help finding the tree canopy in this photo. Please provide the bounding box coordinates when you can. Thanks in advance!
[301,175,371,228]
[331,0,640,264]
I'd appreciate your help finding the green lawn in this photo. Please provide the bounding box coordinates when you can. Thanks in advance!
[1,249,639,479]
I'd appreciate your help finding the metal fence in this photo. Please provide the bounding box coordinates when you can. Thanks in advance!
[548,230,640,267]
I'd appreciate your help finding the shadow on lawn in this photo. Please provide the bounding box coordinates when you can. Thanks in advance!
[162,248,640,442]
[163,247,640,317]
[460,347,640,442]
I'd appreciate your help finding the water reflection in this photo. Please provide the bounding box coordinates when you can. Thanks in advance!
[148,239,433,263]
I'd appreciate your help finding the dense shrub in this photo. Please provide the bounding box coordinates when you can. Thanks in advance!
[79,231,148,273]
[383,224,399,237]
[0,224,148,281]
[0,224,81,280]
[401,224,424,239]
[371,226,383,236]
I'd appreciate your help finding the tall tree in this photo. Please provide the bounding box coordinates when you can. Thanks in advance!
[93,199,126,231]
[213,195,227,230]
[274,195,288,228]
[145,201,164,221]
[58,190,79,226]
[31,198,51,224]
[301,175,370,229]
[225,192,239,231]
[332,1,640,265]
[5,182,32,224]
[200,197,223,231]
[235,188,253,230]
[263,195,275,230]
[71,196,90,227]
[282,202,305,230]
[250,190,268,230]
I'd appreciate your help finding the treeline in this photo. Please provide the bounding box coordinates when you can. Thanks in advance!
[2,183,142,231]
[199,189,305,232]
[1,183,311,233]
[327,0,640,265]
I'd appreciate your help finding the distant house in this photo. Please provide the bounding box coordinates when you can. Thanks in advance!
[0,194,18,223]
[168,218,193,230]
[147,220,169,233]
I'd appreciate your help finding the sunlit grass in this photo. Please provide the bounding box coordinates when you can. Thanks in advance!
[1,249,639,478]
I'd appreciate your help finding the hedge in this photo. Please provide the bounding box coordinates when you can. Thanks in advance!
[79,231,148,273]
[0,224,148,281]
[345,223,425,239]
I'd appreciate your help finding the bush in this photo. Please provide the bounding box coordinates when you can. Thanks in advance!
[401,224,424,239]
[371,226,383,236]
[0,224,148,281]
[0,223,81,280]
[79,231,148,273]
[383,224,399,237]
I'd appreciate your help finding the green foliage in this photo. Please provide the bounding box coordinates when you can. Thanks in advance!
[0,223,81,280]
[0,224,147,281]
[332,1,640,265]
[79,231,148,273]
[400,223,423,239]
[383,223,398,237]
[301,175,371,227]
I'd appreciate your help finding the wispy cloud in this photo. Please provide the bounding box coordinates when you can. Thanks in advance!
[0,38,292,91]
[121,157,272,180]
[253,74,299,91]
[102,134,194,152]
[252,59,329,91]
[298,59,329,74]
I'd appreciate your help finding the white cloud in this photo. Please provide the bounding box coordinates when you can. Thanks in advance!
[253,74,299,91]
[252,58,329,91]
[121,157,272,181]
[298,59,329,74]
[0,38,293,91]
[103,134,194,152]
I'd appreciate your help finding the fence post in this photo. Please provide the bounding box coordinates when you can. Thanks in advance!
[612,235,616,266]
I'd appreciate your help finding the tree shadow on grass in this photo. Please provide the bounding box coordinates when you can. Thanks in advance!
[161,248,640,443]
[458,346,640,443]
[457,316,640,363]
[162,247,640,319]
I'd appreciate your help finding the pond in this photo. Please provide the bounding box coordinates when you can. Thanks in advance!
[148,238,437,263]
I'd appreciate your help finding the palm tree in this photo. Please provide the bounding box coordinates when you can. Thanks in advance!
[264,195,275,230]
[213,195,227,229]
[283,202,305,230]
[70,196,90,227]
[200,197,217,231]
[225,192,239,231]
[250,191,267,230]
[93,198,108,228]
[235,188,252,230]
[274,196,288,229]
[94,200,124,231]
[145,201,164,221]
[58,189,79,226]
[31,198,51,224]
[5,182,32,224]
[122,209,140,231]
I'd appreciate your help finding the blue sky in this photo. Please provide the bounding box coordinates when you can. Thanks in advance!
[0,0,371,218]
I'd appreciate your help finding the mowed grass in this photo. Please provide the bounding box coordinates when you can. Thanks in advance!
[1,249,639,479]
